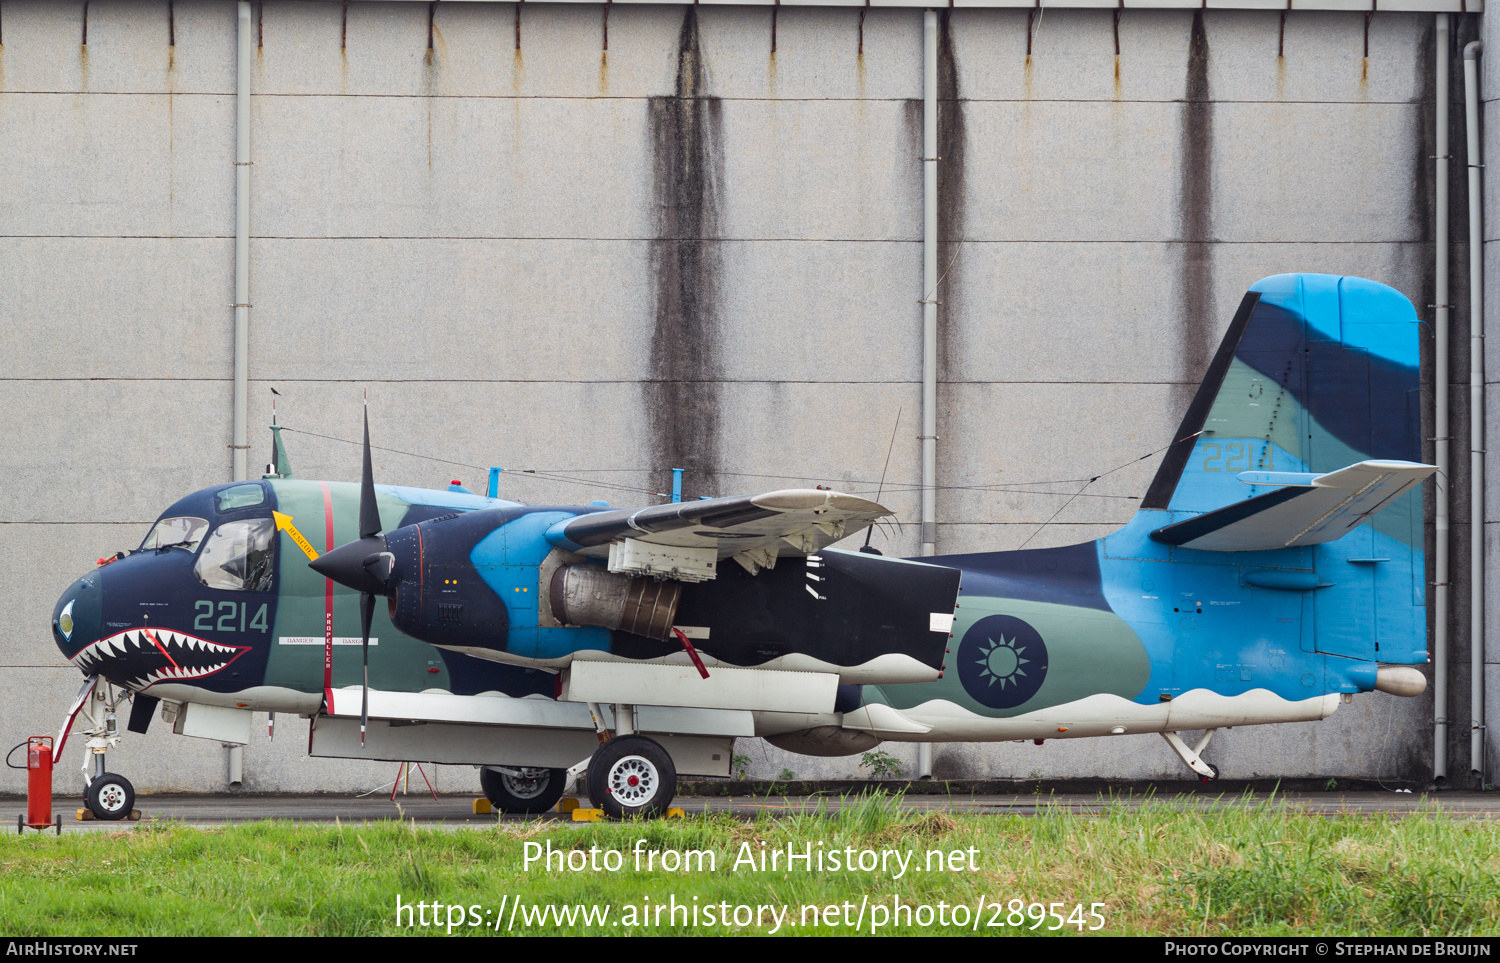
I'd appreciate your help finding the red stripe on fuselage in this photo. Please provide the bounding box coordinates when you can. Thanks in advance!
[322,482,335,692]
[415,523,425,626]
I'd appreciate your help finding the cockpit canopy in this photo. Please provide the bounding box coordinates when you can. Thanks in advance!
[194,518,275,592]
[138,482,278,593]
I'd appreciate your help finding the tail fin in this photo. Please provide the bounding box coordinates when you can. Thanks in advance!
[1142,274,1422,514]
[1139,274,1428,666]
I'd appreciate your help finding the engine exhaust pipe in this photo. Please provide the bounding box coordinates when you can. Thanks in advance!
[549,565,682,641]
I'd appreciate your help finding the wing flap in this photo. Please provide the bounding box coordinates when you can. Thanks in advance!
[1149,460,1434,552]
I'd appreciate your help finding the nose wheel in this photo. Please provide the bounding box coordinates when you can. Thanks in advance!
[85,773,135,820]
[585,735,676,819]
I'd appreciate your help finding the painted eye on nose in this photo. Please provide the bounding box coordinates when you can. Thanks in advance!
[59,600,75,643]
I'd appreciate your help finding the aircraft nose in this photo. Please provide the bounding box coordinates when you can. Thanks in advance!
[53,571,103,662]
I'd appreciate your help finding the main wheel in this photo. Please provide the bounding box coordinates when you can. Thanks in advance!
[1199,763,1220,784]
[586,735,676,819]
[479,766,566,815]
[85,773,134,820]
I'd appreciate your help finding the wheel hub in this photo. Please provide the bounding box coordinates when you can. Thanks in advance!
[97,784,126,813]
[606,756,658,804]
[498,768,551,800]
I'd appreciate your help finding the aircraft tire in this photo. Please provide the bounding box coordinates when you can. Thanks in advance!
[85,773,135,821]
[479,766,566,815]
[1199,763,1220,784]
[587,735,676,819]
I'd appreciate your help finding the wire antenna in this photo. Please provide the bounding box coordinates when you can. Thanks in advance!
[863,407,902,552]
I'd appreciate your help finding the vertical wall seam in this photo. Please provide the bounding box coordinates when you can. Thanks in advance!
[1176,11,1214,418]
[647,8,723,502]
[233,1,252,482]
[921,10,938,555]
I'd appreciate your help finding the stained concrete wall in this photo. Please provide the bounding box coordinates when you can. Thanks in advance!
[1480,6,1500,788]
[0,0,1468,793]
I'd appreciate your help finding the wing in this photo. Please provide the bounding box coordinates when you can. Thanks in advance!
[1148,460,1434,552]
[544,489,891,579]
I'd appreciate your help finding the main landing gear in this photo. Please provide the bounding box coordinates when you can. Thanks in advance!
[581,702,677,819]
[480,704,679,820]
[587,735,677,819]
[479,766,567,815]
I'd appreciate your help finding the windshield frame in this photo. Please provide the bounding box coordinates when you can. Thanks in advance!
[138,516,211,554]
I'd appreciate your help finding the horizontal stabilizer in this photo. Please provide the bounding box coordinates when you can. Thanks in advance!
[1149,460,1434,552]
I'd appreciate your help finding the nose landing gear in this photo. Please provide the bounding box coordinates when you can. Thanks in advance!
[63,677,140,821]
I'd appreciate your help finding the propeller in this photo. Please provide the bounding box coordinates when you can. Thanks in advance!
[309,403,391,747]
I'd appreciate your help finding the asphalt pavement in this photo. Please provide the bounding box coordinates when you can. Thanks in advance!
[7,789,1497,833]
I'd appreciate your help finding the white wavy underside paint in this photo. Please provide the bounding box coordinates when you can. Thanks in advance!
[861,688,1340,741]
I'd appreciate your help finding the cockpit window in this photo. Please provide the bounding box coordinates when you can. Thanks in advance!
[140,516,210,553]
[216,484,266,512]
[193,518,276,592]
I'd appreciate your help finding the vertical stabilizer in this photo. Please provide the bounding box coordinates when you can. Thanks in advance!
[1142,274,1420,513]
[1140,274,1426,666]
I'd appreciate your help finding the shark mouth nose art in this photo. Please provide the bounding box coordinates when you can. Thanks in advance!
[71,628,249,688]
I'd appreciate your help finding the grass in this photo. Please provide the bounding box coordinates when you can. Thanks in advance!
[0,792,1496,936]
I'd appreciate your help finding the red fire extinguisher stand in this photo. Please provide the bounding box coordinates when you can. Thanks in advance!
[18,736,61,835]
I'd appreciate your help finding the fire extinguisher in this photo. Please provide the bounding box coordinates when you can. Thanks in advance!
[8,736,62,835]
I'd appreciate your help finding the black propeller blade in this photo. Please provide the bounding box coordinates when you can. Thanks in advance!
[357,405,379,747]
[360,407,381,542]
[306,401,387,748]
[359,589,375,747]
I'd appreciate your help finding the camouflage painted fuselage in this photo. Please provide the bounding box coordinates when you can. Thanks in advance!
[51,273,1426,747]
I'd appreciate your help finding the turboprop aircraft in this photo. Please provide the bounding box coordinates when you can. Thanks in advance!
[46,273,1433,820]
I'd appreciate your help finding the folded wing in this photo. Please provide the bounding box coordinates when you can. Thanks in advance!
[544,489,891,579]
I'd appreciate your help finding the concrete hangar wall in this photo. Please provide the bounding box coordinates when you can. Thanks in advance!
[0,0,1488,793]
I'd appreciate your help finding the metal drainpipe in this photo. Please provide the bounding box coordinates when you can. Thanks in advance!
[914,9,940,781]
[1464,40,1486,781]
[233,1,252,482]
[1435,13,1450,782]
[921,10,938,558]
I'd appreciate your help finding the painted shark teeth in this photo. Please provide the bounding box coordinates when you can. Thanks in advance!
[71,627,248,688]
